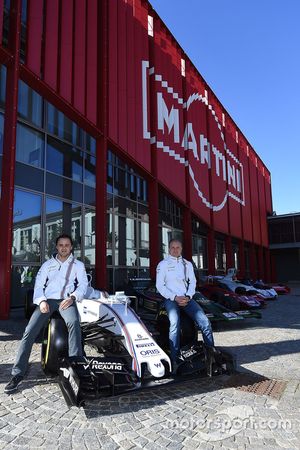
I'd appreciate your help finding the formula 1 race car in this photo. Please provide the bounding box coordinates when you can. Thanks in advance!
[199,278,264,315]
[125,278,260,323]
[41,290,235,407]
[217,269,277,301]
[239,279,290,296]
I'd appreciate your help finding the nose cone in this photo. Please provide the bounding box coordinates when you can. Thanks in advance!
[147,360,165,378]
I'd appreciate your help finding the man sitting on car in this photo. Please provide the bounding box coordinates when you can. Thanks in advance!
[156,238,215,372]
[5,234,88,393]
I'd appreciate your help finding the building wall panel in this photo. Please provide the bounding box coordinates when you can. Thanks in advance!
[59,0,74,102]
[258,161,268,247]
[185,62,210,225]
[44,0,59,90]
[239,136,253,242]
[73,0,86,114]
[26,0,43,75]
[225,118,242,239]
[208,93,228,234]
[249,149,261,244]
[0,0,4,42]
[107,0,118,143]
[86,0,98,124]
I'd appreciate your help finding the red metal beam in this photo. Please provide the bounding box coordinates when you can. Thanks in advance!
[0,0,21,319]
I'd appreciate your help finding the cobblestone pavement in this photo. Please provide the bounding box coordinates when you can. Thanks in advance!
[1,287,300,449]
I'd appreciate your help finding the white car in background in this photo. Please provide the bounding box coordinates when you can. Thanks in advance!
[218,269,278,300]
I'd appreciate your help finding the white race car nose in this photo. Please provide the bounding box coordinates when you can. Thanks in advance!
[147,360,166,378]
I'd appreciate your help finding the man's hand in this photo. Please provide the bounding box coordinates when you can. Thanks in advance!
[39,301,49,314]
[60,296,74,310]
[175,296,190,307]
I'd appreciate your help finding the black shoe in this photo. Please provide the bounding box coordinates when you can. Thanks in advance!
[4,375,23,393]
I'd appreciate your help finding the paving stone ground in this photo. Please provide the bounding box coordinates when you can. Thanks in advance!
[1,286,300,449]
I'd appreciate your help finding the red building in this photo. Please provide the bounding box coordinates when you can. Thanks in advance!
[0,0,272,319]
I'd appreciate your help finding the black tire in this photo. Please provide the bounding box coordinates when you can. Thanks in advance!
[41,312,69,376]
[235,287,247,295]
[247,289,258,295]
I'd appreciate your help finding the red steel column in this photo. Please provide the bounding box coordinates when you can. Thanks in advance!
[149,180,159,279]
[95,0,108,289]
[239,240,245,278]
[207,229,215,275]
[0,0,21,319]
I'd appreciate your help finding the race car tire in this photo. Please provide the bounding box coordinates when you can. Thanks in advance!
[41,312,69,376]
[247,289,259,295]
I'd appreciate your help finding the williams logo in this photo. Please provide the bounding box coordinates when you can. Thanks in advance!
[142,60,245,211]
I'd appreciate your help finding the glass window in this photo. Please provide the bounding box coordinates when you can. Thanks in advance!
[12,190,41,263]
[0,65,7,109]
[45,198,82,259]
[10,265,39,308]
[16,123,44,167]
[84,153,96,187]
[86,134,96,155]
[46,172,83,203]
[2,0,10,47]
[232,243,239,270]
[192,235,207,271]
[215,240,226,273]
[46,137,83,181]
[106,213,113,265]
[18,79,43,127]
[15,162,44,191]
[47,103,84,147]
[20,0,28,63]
[84,208,95,265]
[0,113,4,155]
[115,216,137,266]
[139,221,149,267]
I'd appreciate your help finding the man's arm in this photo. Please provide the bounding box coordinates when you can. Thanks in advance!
[33,262,49,306]
[156,262,176,301]
[186,261,196,298]
[71,262,89,301]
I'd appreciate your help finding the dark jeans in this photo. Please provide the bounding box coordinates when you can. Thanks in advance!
[12,299,82,377]
[163,298,214,361]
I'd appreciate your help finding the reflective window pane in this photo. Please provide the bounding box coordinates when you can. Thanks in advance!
[45,198,82,259]
[0,65,6,109]
[139,221,149,267]
[12,190,41,262]
[84,153,96,187]
[192,235,207,271]
[11,265,39,308]
[16,123,44,168]
[0,113,4,155]
[84,208,95,265]
[46,173,83,203]
[46,137,83,181]
[15,162,44,191]
[86,134,96,155]
[18,79,43,127]
[115,216,137,266]
[47,103,84,147]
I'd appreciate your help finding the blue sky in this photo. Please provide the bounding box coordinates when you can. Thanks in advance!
[150,0,300,215]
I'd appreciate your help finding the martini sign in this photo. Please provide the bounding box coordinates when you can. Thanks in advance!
[142,60,245,212]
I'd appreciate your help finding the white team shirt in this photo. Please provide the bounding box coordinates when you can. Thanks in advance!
[156,255,196,301]
[33,254,88,305]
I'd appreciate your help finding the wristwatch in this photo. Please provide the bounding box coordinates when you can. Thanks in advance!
[70,295,76,302]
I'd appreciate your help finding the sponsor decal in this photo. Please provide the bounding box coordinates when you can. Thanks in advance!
[140,349,160,356]
[142,60,245,211]
[134,333,149,341]
[60,367,79,396]
[136,342,155,348]
[181,348,197,359]
[83,359,123,371]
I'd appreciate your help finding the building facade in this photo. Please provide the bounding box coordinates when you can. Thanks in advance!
[0,0,272,319]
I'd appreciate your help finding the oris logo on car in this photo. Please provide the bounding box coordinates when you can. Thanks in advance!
[140,349,160,356]
[142,60,245,212]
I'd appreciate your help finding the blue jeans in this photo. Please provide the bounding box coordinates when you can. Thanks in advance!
[163,298,214,361]
[12,300,83,377]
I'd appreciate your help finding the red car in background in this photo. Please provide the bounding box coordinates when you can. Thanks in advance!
[198,278,266,311]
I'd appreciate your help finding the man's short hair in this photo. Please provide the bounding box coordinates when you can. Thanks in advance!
[169,238,182,248]
[56,234,73,246]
